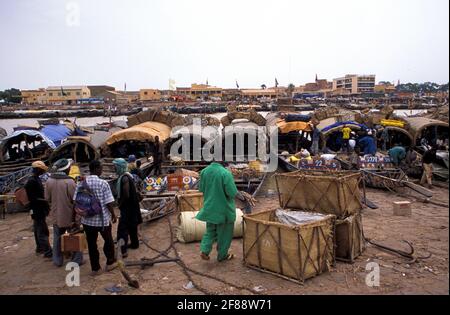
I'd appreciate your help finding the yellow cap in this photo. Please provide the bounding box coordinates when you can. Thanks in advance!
[31,161,48,172]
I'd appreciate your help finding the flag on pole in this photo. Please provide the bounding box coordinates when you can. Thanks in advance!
[206,78,209,86]
[169,79,176,91]
[275,78,279,88]
[236,80,240,89]
[124,83,127,92]
[61,86,67,96]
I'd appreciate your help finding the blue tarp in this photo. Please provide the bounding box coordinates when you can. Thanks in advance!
[40,124,72,147]
[321,121,368,134]
[285,114,312,123]
[1,130,57,149]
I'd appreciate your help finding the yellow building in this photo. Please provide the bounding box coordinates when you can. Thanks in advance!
[21,89,46,104]
[332,75,376,95]
[116,91,140,104]
[176,84,223,100]
[45,86,91,104]
[374,82,396,94]
[140,89,162,102]
[241,88,278,99]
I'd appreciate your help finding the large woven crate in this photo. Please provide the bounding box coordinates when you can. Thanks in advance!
[243,209,335,284]
[335,214,365,263]
[275,170,362,219]
[177,191,204,212]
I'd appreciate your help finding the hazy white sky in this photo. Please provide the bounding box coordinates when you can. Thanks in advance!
[0,0,448,90]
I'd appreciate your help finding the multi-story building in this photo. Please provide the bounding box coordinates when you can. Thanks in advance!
[116,91,140,104]
[88,85,116,98]
[241,88,278,99]
[140,89,162,102]
[176,84,223,100]
[332,75,376,95]
[374,82,396,95]
[21,88,46,104]
[45,86,91,104]
[294,75,333,97]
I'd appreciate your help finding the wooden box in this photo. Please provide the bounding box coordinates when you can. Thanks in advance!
[61,233,87,252]
[393,201,412,217]
[243,209,335,284]
[335,214,365,263]
[275,170,362,219]
[177,191,204,212]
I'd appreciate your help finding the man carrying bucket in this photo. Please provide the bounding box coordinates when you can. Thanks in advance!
[196,162,238,262]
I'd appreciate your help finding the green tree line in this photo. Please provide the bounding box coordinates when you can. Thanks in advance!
[0,88,22,103]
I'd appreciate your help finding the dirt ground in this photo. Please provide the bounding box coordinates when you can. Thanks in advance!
[0,186,448,295]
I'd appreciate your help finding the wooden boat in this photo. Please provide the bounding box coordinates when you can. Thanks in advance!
[140,196,177,223]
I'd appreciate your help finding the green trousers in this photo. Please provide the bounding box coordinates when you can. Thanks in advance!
[200,222,234,261]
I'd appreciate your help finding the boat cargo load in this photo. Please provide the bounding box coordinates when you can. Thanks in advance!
[335,214,365,263]
[104,121,172,158]
[275,170,363,219]
[221,109,266,127]
[0,130,56,163]
[176,209,244,243]
[48,136,99,164]
[127,109,186,128]
[176,190,204,212]
[403,117,449,147]
[243,209,335,284]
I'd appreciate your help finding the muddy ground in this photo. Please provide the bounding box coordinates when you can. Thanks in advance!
[0,186,448,295]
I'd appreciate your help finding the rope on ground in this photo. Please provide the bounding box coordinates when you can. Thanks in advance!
[138,214,260,295]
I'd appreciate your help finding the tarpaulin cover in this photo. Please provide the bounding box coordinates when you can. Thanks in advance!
[285,114,312,123]
[276,120,313,134]
[105,121,172,146]
[1,130,56,149]
[320,121,367,134]
[40,124,72,147]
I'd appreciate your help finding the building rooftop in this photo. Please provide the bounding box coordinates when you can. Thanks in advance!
[47,85,88,90]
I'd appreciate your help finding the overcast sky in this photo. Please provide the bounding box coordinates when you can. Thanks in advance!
[0,0,448,91]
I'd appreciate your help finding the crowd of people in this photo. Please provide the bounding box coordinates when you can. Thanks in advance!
[282,124,441,190]
[25,153,239,275]
[25,156,144,276]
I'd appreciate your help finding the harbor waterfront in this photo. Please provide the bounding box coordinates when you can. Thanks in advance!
[0,110,428,135]
[0,0,448,301]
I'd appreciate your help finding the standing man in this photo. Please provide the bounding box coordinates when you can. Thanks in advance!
[45,159,83,267]
[196,162,238,262]
[311,124,320,156]
[420,146,437,189]
[113,158,143,258]
[152,136,163,175]
[25,161,52,258]
[380,128,390,151]
[341,126,352,153]
[75,160,117,276]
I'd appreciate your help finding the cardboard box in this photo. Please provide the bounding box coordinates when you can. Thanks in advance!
[393,201,412,217]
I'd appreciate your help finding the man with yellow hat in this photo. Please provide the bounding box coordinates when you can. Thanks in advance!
[25,161,52,258]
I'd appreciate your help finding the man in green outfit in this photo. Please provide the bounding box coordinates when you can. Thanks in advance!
[196,162,238,262]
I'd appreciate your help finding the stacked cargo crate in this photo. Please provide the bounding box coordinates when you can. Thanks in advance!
[274,170,365,263]
[242,170,366,284]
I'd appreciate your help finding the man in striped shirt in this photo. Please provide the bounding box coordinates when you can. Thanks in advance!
[74,160,118,276]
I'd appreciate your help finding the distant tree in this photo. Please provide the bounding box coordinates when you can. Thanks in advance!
[396,82,448,94]
[378,81,392,85]
[286,83,295,96]
[1,88,22,103]
[261,84,267,90]
[439,82,449,91]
